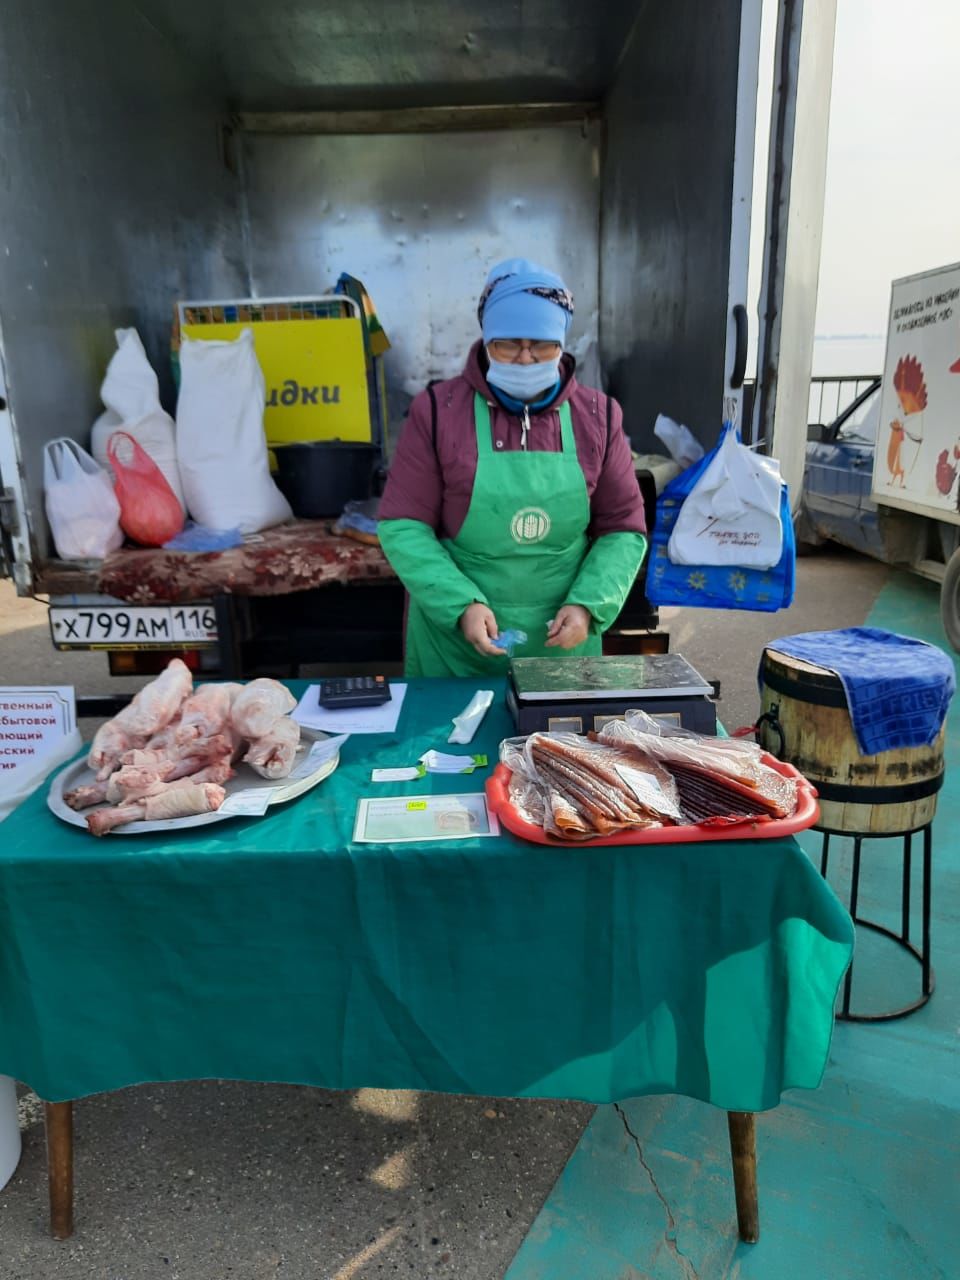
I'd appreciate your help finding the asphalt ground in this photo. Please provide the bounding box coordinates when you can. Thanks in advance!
[0,546,892,1279]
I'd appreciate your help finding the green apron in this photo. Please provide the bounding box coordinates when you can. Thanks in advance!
[405,394,603,678]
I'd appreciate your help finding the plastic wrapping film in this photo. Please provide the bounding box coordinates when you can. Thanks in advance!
[597,711,798,816]
[500,732,682,841]
[498,718,800,842]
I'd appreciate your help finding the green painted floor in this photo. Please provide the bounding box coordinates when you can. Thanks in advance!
[506,572,959,1280]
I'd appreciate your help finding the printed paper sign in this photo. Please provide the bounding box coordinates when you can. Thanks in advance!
[0,687,76,786]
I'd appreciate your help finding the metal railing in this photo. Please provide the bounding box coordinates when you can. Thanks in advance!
[808,375,881,427]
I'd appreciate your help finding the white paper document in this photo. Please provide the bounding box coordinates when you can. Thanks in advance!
[420,750,486,774]
[371,751,487,782]
[354,792,500,843]
[219,789,273,817]
[293,684,408,735]
[287,734,349,781]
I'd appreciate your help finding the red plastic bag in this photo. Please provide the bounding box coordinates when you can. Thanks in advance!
[107,431,185,547]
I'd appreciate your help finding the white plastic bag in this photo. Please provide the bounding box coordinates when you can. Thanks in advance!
[90,329,186,514]
[653,413,705,468]
[43,439,124,560]
[667,428,783,569]
[176,329,292,534]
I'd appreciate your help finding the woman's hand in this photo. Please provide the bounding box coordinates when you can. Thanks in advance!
[460,603,506,658]
[546,604,591,649]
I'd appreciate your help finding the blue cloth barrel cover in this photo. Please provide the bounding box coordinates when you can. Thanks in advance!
[762,627,956,756]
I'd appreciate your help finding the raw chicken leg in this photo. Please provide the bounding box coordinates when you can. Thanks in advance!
[118,732,233,777]
[243,716,301,780]
[119,746,178,769]
[88,722,144,781]
[165,733,234,779]
[86,782,225,836]
[65,759,176,810]
[176,683,242,746]
[106,761,177,803]
[114,658,193,739]
[142,781,225,820]
[88,658,193,778]
[143,721,182,754]
[68,758,234,811]
[231,679,297,740]
[168,760,234,788]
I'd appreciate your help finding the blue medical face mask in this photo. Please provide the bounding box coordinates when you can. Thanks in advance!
[485,353,562,402]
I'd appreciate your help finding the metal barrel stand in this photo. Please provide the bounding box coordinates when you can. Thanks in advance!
[818,822,935,1022]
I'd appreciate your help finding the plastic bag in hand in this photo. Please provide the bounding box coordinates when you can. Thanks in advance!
[107,431,185,547]
[43,438,123,560]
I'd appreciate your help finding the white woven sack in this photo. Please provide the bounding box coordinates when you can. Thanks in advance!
[176,329,292,533]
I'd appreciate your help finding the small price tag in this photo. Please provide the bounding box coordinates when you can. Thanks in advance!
[219,789,272,817]
[406,800,428,811]
[371,766,422,783]
[287,734,348,781]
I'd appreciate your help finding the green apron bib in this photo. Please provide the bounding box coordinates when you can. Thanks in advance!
[405,393,603,678]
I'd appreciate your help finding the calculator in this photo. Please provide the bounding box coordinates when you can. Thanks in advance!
[318,675,392,709]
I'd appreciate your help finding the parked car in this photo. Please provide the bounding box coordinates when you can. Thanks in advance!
[796,379,884,556]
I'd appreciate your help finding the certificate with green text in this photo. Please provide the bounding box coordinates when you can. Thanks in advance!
[353,793,499,843]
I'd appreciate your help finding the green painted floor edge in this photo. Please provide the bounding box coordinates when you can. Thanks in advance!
[505,571,959,1280]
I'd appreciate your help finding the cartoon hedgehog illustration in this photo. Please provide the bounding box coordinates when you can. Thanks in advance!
[887,354,928,484]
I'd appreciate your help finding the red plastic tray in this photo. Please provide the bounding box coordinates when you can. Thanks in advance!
[485,754,819,847]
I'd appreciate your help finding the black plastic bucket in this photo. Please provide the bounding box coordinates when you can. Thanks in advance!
[273,441,382,519]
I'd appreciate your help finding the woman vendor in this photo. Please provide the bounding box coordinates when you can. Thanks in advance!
[378,258,648,678]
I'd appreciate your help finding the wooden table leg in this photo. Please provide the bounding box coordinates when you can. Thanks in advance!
[727,1110,759,1243]
[44,1101,74,1240]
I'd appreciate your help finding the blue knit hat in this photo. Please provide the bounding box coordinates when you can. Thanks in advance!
[478,258,574,345]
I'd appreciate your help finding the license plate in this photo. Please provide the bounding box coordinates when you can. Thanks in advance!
[49,604,218,650]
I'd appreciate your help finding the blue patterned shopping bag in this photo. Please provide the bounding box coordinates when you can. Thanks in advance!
[646,423,796,612]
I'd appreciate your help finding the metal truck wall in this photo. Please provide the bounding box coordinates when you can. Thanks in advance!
[599,1,742,450]
[134,0,640,112]
[755,0,838,497]
[241,125,602,425]
[0,0,247,578]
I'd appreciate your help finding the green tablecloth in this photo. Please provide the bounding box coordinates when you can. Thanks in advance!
[0,679,853,1110]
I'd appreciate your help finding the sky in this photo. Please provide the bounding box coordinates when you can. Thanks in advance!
[815,0,960,340]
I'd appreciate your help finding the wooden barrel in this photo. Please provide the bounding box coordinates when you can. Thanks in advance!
[759,648,945,834]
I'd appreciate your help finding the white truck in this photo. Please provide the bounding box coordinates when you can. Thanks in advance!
[0,0,837,681]
[872,262,960,644]
[801,261,960,648]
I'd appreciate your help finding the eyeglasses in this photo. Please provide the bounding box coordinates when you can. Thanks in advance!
[488,339,562,363]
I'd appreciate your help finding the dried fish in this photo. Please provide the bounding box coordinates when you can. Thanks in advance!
[500,723,798,842]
